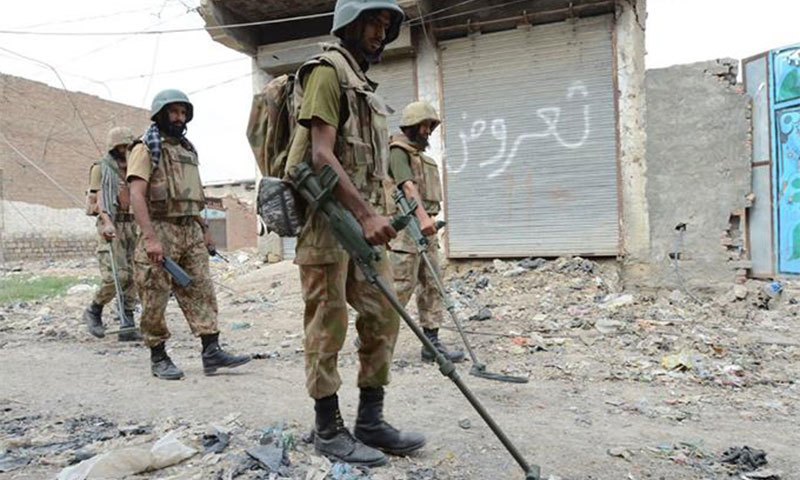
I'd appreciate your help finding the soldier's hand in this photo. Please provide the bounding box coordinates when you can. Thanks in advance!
[420,217,436,237]
[362,214,396,245]
[144,236,164,265]
[101,222,116,240]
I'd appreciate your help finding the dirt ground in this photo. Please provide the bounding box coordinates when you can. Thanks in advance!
[1,253,798,480]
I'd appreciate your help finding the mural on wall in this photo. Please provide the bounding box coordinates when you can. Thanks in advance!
[775,48,800,103]
[777,107,800,268]
[772,44,800,273]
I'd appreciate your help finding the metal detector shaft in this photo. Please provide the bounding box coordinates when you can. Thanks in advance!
[419,250,480,363]
[106,238,131,326]
[394,192,528,383]
[373,277,540,480]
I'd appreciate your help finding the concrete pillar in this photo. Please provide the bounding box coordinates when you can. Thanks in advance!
[615,0,651,278]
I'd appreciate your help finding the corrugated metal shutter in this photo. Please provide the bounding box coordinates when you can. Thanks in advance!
[440,16,619,257]
[368,56,416,134]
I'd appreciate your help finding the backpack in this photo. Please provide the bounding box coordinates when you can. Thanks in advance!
[247,74,304,237]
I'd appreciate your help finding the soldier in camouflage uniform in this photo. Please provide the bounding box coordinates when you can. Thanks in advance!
[83,127,141,341]
[386,102,465,363]
[127,89,250,380]
[287,0,424,467]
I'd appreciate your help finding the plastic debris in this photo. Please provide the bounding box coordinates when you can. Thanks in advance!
[660,351,695,371]
[720,446,768,472]
[57,430,197,480]
[202,426,230,454]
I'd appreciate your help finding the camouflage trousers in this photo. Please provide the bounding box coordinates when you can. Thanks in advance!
[93,219,137,312]
[389,236,444,330]
[133,219,219,348]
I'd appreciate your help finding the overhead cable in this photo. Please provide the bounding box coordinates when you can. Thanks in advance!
[0,46,102,155]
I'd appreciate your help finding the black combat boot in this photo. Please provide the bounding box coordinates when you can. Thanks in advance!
[201,333,251,375]
[83,302,105,338]
[150,343,184,380]
[421,328,465,363]
[354,387,426,455]
[117,310,142,342]
[314,394,387,466]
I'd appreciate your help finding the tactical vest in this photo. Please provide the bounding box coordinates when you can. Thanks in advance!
[386,133,443,216]
[146,139,205,218]
[289,42,391,210]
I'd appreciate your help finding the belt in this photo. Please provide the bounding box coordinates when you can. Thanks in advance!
[115,213,134,222]
[155,216,196,226]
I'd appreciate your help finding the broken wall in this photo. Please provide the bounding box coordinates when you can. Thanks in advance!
[645,59,752,289]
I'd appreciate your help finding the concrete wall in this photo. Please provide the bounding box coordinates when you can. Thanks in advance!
[645,58,752,289]
[222,195,257,251]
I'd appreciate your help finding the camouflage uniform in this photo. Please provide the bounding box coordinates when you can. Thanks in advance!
[386,133,444,330]
[91,154,137,313]
[128,138,219,348]
[291,43,400,400]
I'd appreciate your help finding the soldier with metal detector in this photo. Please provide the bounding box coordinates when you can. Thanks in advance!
[285,0,426,467]
[384,101,465,363]
[83,127,141,341]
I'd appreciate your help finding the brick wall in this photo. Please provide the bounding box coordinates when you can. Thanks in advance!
[2,233,96,261]
[0,73,150,211]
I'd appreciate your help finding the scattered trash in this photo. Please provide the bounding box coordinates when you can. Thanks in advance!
[245,444,285,473]
[469,307,492,321]
[0,452,30,472]
[607,446,633,460]
[329,462,372,479]
[762,281,783,298]
[660,351,695,371]
[742,468,782,480]
[475,277,490,289]
[229,321,251,330]
[458,418,471,429]
[118,424,151,436]
[733,285,749,300]
[502,267,527,277]
[57,430,197,480]
[519,257,546,270]
[595,318,624,334]
[202,426,230,454]
[720,446,768,472]
[407,466,437,480]
[600,294,635,311]
[492,259,510,272]
[252,351,280,360]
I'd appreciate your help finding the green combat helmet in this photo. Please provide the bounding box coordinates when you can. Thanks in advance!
[400,101,440,131]
[150,88,194,122]
[105,126,135,153]
[331,0,405,45]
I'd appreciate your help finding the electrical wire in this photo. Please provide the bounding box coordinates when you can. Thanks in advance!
[0,0,533,36]
[0,132,85,209]
[0,11,333,36]
[14,5,163,29]
[0,46,102,155]
[102,57,247,82]
[187,72,251,95]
